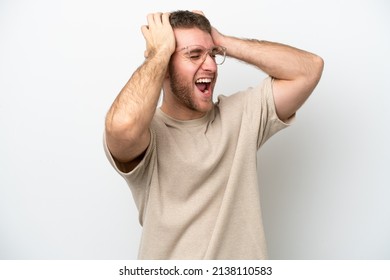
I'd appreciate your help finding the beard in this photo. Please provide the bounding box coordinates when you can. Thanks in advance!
[169,66,199,111]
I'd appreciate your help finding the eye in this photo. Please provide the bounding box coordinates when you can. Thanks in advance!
[210,47,222,58]
[213,47,223,54]
[189,49,204,60]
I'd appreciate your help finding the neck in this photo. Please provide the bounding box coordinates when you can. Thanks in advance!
[160,101,208,121]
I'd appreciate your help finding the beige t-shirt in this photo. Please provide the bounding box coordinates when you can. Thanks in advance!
[104,77,291,259]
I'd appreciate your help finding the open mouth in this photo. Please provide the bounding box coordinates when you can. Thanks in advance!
[195,78,212,94]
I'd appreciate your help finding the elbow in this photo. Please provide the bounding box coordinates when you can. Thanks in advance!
[313,55,324,82]
[105,112,134,140]
[301,55,324,97]
[303,54,324,91]
[105,110,148,146]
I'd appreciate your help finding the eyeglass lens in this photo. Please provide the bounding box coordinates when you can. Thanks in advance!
[187,46,226,65]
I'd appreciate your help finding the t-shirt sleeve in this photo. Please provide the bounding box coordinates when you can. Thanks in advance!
[103,128,156,223]
[253,76,295,148]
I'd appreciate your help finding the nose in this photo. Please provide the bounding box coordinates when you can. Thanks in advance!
[201,53,218,71]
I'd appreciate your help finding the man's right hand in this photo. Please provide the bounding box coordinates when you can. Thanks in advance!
[105,12,175,172]
[141,12,175,59]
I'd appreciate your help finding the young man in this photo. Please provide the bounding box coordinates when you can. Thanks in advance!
[104,10,323,259]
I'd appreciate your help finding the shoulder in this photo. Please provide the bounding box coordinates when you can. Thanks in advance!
[217,76,273,100]
[216,77,273,111]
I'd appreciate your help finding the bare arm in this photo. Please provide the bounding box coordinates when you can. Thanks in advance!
[105,13,175,170]
[212,31,324,122]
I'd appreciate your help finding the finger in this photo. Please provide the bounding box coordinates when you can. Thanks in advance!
[140,25,150,55]
[146,12,161,28]
[192,10,205,16]
[141,25,149,31]
[146,13,155,25]
[152,12,163,26]
[140,25,150,40]
[161,12,171,24]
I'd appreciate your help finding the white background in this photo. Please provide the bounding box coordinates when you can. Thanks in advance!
[1,0,389,259]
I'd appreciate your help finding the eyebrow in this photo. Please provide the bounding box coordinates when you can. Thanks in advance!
[176,45,209,52]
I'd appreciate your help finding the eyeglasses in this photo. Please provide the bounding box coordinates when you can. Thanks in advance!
[177,45,227,65]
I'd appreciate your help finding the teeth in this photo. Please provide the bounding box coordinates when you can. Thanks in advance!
[196,78,212,83]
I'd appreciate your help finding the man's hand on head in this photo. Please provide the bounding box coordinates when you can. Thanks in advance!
[191,10,205,16]
[141,12,175,59]
[191,10,225,49]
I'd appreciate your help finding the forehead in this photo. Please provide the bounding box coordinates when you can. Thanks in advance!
[174,28,214,49]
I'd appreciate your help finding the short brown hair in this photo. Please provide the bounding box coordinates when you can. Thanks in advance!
[169,10,212,34]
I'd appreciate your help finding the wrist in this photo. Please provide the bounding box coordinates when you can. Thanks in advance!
[145,48,172,63]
